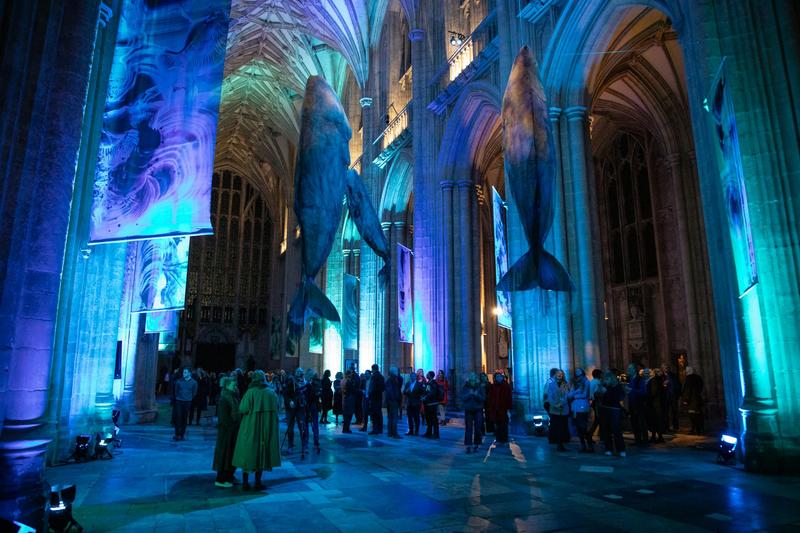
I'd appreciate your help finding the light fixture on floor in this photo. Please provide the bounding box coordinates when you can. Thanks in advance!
[48,484,82,532]
[94,432,113,459]
[528,414,549,436]
[67,435,92,462]
[448,30,465,46]
[717,433,737,464]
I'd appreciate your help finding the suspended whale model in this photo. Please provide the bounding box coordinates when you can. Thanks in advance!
[287,76,390,345]
[498,46,574,292]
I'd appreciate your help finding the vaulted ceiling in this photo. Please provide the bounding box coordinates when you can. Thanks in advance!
[215,0,391,208]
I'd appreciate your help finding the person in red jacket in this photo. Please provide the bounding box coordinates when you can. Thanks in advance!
[486,372,513,443]
[436,370,449,426]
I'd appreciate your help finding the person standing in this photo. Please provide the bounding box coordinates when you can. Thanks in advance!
[233,371,281,491]
[284,368,308,453]
[422,371,441,439]
[462,373,485,453]
[682,367,705,435]
[542,368,559,414]
[332,371,343,426]
[627,364,649,445]
[487,372,512,443]
[568,369,593,452]
[305,368,322,453]
[600,370,627,457]
[190,368,209,426]
[547,369,571,451]
[213,377,240,487]
[479,372,491,435]
[662,363,680,432]
[342,369,359,433]
[172,368,197,442]
[436,370,449,426]
[405,370,425,436]
[384,367,403,438]
[320,369,333,424]
[647,367,666,442]
[358,370,370,430]
[588,368,605,440]
[367,365,385,435]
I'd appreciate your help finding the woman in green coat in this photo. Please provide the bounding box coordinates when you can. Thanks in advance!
[233,370,281,491]
[213,377,240,487]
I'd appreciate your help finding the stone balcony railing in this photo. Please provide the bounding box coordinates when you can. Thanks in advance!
[382,103,410,150]
[428,10,499,115]
[372,104,412,168]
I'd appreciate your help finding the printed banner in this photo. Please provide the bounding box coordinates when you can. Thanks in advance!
[707,60,758,297]
[159,330,178,352]
[309,316,324,354]
[132,237,190,313]
[145,310,179,333]
[397,244,414,343]
[89,0,231,243]
[492,187,513,328]
[342,274,359,351]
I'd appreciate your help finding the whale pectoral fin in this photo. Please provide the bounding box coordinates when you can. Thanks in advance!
[287,286,308,343]
[306,281,341,322]
[538,249,575,292]
[497,251,539,292]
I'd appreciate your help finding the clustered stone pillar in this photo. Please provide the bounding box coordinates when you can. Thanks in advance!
[564,105,604,371]
[0,1,101,527]
[439,180,455,378]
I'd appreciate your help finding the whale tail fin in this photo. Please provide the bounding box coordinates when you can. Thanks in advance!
[497,248,574,292]
[378,262,390,290]
[287,279,341,343]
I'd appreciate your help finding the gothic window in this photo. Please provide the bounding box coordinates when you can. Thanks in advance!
[224,307,233,323]
[600,133,658,286]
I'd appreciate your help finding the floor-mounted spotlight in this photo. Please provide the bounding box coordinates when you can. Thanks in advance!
[717,433,738,465]
[528,414,550,436]
[67,435,92,463]
[94,432,113,460]
[49,484,82,532]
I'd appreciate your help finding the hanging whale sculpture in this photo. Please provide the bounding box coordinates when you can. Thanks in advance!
[287,75,390,348]
[498,46,574,292]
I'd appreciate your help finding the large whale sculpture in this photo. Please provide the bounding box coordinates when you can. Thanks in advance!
[287,76,390,344]
[498,46,574,292]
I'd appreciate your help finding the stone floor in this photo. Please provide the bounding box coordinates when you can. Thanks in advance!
[46,407,800,533]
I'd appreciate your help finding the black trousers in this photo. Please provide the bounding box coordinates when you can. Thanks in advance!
[406,404,420,434]
[174,400,191,437]
[464,409,483,446]
[307,404,319,446]
[424,405,439,438]
[342,395,356,431]
[369,398,383,433]
[386,400,400,436]
[600,406,625,453]
[494,411,509,443]
[286,406,308,448]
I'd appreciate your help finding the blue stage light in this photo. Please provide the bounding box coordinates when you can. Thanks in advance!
[717,433,737,464]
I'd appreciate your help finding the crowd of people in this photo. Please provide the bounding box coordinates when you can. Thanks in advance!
[165,358,705,490]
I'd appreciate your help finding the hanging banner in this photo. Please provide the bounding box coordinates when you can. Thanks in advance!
[145,310,179,333]
[309,316,324,354]
[706,59,758,297]
[132,237,190,313]
[342,274,359,351]
[89,0,232,243]
[397,244,414,343]
[159,330,178,352]
[492,187,513,328]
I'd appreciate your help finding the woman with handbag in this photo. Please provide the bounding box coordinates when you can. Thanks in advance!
[568,368,593,452]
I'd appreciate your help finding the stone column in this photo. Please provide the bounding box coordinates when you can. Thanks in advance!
[564,106,604,371]
[0,1,101,527]
[452,179,478,404]
[439,180,455,377]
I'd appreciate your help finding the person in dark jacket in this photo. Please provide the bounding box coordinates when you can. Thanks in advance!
[332,372,343,425]
[172,368,197,441]
[367,365,385,434]
[384,367,403,438]
[213,377,240,487]
[682,367,705,434]
[487,372,512,443]
[422,371,441,439]
[600,370,626,457]
[284,368,308,453]
[320,369,333,424]
[190,369,209,425]
[647,368,666,442]
[627,364,649,445]
[479,372,491,435]
[462,373,486,453]
[342,368,360,433]
[405,370,425,435]
[358,370,370,429]
[661,363,680,432]
[305,368,322,453]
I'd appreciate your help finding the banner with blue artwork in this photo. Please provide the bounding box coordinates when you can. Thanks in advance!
[397,244,414,343]
[492,187,513,328]
[132,237,190,313]
[706,59,758,297]
[342,274,359,351]
[89,0,231,243]
[145,310,179,333]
